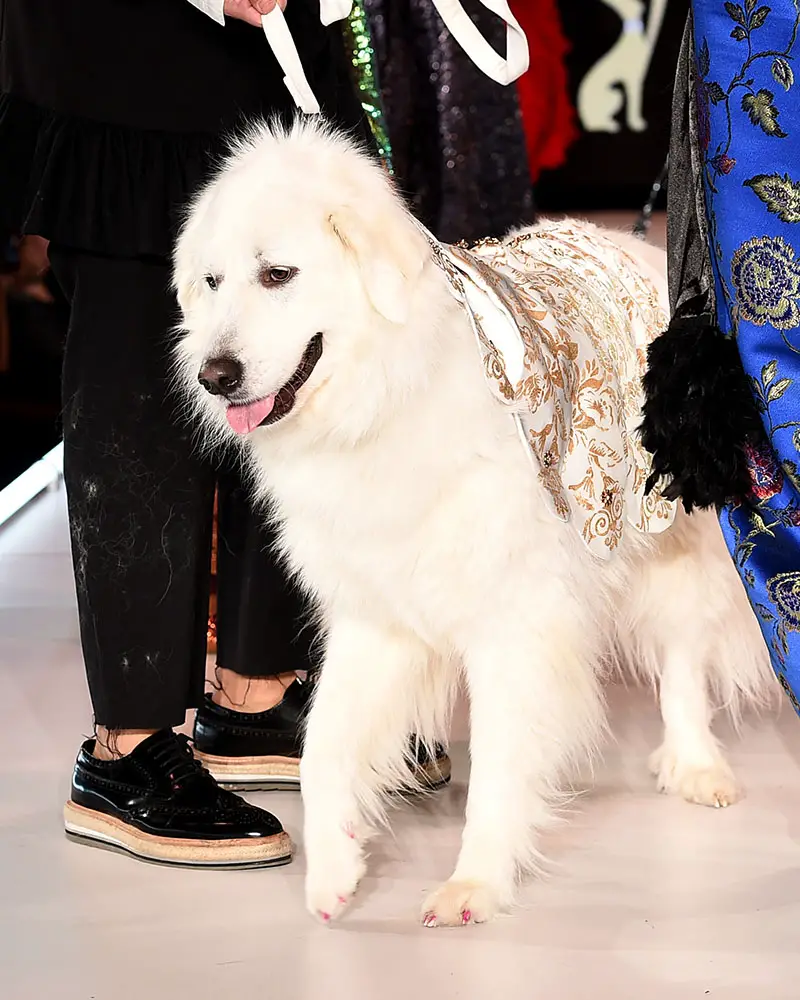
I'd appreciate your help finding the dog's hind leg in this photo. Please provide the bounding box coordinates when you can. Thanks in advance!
[421,615,606,927]
[302,616,439,923]
[631,517,762,808]
[648,642,741,808]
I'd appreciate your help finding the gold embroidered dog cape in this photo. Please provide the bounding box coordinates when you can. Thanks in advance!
[422,220,676,558]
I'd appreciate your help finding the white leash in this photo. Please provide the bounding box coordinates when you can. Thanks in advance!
[262,0,529,114]
[261,6,321,113]
[427,0,529,85]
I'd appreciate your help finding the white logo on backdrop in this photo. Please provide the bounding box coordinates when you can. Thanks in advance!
[577,0,668,133]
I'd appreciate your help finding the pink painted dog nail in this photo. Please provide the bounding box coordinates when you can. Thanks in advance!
[462,910,472,925]
[320,912,331,923]
[423,912,437,928]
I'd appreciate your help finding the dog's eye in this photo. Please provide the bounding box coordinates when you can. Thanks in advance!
[260,266,297,287]
[204,274,220,291]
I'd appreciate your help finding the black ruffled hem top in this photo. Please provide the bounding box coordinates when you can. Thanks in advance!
[0,0,368,257]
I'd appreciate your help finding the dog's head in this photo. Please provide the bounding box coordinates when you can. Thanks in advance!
[173,118,429,446]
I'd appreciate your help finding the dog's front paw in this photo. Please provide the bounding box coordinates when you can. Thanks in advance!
[420,879,502,928]
[305,827,367,924]
[649,745,742,809]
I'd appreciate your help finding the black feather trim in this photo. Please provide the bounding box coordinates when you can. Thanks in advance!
[640,310,767,513]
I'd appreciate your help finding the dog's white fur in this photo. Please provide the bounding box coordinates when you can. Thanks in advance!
[174,119,773,927]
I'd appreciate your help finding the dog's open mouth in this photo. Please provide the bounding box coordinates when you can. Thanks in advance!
[225,333,323,435]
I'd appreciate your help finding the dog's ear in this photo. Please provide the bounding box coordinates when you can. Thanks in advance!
[328,207,426,325]
[173,191,213,316]
[173,263,199,317]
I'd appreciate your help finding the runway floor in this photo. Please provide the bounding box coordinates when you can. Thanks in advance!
[2,482,800,1000]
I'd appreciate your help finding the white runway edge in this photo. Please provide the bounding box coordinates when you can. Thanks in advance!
[0,442,63,528]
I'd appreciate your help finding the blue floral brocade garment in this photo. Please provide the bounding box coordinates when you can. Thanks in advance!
[693,0,800,710]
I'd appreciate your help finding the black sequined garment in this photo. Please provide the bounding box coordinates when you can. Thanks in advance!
[364,0,534,243]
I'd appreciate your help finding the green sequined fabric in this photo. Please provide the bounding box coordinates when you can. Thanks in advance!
[342,0,393,172]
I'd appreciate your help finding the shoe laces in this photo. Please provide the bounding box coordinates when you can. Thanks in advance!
[150,734,211,790]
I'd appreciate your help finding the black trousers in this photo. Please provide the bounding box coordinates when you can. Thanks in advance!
[51,247,314,730]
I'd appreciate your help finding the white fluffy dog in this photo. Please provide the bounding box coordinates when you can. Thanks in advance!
[174,119,772,927]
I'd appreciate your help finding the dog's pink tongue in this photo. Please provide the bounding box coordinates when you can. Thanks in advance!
[226,396,276,435]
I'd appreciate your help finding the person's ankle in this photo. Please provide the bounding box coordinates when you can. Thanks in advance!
[211,667,297,714]
[93,727,159,760]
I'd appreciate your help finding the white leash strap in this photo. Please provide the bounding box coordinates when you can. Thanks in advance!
[319,0,354,26]
[262,0,529,115]
[261,6,321,114]
[429,0,529,85]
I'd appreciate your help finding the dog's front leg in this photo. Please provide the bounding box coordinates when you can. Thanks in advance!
[421,620,605,927]
[303,616,431,923]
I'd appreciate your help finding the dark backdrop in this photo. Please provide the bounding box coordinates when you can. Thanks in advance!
[0,1,689,489]
[538,0,688,211]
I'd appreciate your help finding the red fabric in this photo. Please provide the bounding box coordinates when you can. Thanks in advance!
[512,0,577,181]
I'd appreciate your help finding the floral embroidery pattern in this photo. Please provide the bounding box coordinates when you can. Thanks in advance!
[427,220,674,559]
[744,441,785,499]
[699,1,800,189]
[730,235,800,327]
[767,571,800,630]
[695,0,800,706]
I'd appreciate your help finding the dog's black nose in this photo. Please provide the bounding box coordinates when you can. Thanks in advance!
[198,357,243,397]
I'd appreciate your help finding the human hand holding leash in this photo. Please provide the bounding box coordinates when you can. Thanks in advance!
[227,1,527,118]
[223,0,286,28]
[221,0,321,113]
